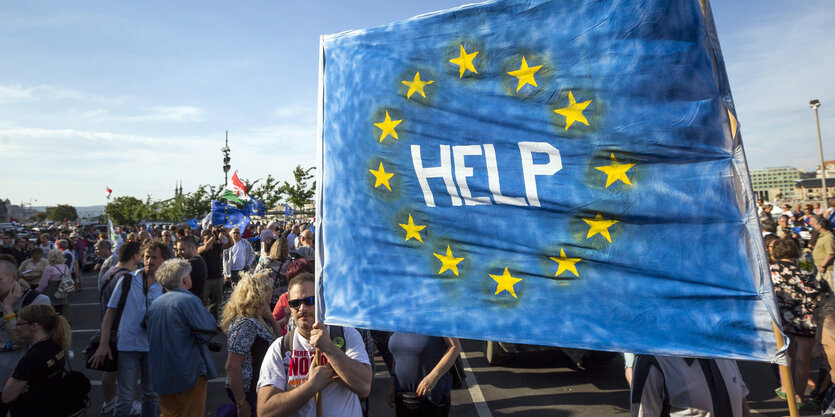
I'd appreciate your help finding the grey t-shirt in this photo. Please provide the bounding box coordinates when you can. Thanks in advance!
[0,290,50,388]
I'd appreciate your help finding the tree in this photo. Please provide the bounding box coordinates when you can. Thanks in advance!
[33,212,47,222]
[181,184,216,219]
[45,204,78,222]
[279,165,316,211]
[249,174,284,212]
[105,196,148,225]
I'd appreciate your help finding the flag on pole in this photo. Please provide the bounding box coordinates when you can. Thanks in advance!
[200,212,212,230]
[226,170,249,199]
[211,200,251,230]
[243,197,266,217]
[284,204,295,217]
[186,217,199,229]
[220,189,247,205]
[106,186,113,198]
[108,217,122,252]
[316,0,782,362]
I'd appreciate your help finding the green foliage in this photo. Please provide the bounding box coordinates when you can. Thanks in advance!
[105,196,148,225]
[280,165,316,211]
[249,174,284,212]
[45,204,78,221]
[33,212,48,222]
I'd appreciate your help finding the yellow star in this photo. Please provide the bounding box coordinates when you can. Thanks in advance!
[582,213,618,243]
[369,162,394,191]
[449,45,479,78]
[399,214,426,242]
[595,153,635,188]
[490,267,523,299]
[433,245,464,276]
[553,91,592,130]
[507,57,542,92]
[401,72,434,99]
[549,249,581,277]
[374,111,402,143]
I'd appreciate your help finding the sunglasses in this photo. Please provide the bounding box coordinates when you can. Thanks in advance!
[288,296,315,310]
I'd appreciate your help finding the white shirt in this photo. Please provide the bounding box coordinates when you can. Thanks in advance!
[257,326,370,417]
[223,239,255,275]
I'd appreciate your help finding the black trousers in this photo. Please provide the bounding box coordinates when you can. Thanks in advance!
[395,393,450,417]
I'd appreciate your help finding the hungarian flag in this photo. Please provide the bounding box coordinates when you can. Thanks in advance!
[226,171,248,199]
[220,189,247,205]
[106,186,113,198]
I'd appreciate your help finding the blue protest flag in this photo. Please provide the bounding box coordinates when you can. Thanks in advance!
[211,200,251,230]
[243,197,266,217]
[317,0,782,362]
[186,217,199,229]
[284,204,295,217]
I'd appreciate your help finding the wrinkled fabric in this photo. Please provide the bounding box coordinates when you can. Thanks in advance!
[316,0,782,361]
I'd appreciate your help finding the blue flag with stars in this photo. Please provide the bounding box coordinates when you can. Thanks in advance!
[316,0,782,362]
[243,197,266,217]
[211,200,251,230]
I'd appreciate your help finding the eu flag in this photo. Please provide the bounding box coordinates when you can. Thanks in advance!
[316,0,782,361]
[211,200,251,230]
[243,197,266,217]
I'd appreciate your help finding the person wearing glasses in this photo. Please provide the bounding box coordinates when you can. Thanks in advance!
[0,303,71,416]
[257,273,372,417]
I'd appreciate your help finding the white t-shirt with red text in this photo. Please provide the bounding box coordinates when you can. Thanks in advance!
[257,326,370,417]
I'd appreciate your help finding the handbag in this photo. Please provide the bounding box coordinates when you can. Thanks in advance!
[85,271,133,371]
[84,331,118,372]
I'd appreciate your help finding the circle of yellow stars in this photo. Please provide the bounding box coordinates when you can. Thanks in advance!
[366,43,636,298]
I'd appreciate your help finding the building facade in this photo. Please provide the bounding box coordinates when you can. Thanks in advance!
[795,178,835,202]
[749,166,804,201]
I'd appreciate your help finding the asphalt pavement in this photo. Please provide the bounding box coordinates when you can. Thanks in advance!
[65,270,812,416]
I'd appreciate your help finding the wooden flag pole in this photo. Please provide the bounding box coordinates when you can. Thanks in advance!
[315,349,323,417]
[773,322,799,417]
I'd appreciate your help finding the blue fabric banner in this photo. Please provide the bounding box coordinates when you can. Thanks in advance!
[243,197,266,217]
[317,0,782,361]
[186,217,199,229]
[211,200,251,230]
[284,204,295,217]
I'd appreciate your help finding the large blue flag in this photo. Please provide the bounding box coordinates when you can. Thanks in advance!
[316,0,782,362]
[211,200,251,230]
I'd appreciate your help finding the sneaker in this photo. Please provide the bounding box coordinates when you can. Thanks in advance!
[775,387,787,399]
[130,401,142,416]
[797,399,819,410]
[100,399,115,415]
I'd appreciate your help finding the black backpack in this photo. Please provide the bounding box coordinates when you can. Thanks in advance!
[55,351,92,416]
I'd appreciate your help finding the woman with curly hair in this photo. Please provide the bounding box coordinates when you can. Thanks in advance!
[221,272,280,417]
[770,238,825,409]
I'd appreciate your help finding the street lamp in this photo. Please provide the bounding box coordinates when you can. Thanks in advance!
[222,130,231,185]
[810,99,828,207]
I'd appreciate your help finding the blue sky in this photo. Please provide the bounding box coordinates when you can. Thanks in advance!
[1,0,833,207]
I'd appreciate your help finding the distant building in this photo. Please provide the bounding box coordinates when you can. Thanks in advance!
[749,166,804,201]
[816,159,835,178]
[796,178,835,202]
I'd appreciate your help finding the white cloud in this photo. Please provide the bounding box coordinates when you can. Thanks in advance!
[0,84,121,104]
[86,105,207,123]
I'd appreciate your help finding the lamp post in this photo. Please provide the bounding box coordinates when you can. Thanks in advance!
[221,130,231,185]
[810,99,827,207]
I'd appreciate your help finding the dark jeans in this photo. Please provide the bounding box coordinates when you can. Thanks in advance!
[395,393,450,417]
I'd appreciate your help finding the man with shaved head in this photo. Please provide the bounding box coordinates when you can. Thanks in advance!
[292,230,315,262]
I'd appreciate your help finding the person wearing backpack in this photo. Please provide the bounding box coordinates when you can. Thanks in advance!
[0,260,51,416]
[95,241,142,415]
[1,303,72,416]
[36,249,72,316]
[89,241,169,417]
[257,273,372,417]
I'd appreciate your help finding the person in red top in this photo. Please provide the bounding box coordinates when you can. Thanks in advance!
[271,259,314,336]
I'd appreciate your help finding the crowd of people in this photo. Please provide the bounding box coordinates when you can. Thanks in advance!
[0,220,460,417]
[0,199,833,416]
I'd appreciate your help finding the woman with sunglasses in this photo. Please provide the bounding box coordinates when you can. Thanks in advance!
[221,272,279,417]
[1,303,71,416]
[388,333,462,417]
